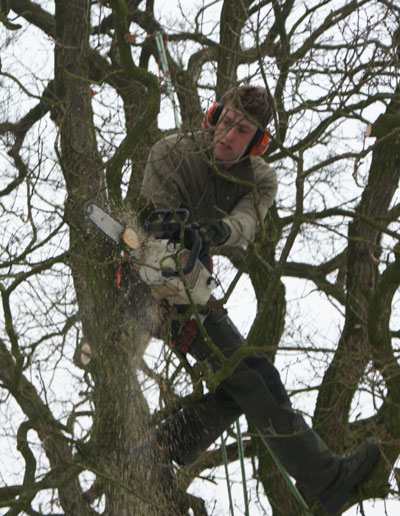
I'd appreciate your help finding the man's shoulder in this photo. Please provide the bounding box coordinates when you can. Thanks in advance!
[249,155,277,182]
[249,155,275,174]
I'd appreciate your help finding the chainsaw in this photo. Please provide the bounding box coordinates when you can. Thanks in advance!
[84,201,217,305]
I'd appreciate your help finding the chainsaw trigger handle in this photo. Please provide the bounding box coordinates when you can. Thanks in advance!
[161,225,202,278]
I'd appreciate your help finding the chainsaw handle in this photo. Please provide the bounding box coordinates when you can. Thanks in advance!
[144,209,189,235]
[182,226,202,274]
[162,226,202,278]
[144,209,202,277]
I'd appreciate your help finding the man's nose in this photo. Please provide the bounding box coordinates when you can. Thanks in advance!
[224,126,236,141]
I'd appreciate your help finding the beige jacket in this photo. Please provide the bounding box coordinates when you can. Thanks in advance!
[141,131,278,250]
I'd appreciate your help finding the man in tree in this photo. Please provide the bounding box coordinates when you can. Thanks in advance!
[131,85,380,514]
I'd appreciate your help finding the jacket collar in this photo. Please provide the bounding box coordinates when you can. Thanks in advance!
[227,157,255,183]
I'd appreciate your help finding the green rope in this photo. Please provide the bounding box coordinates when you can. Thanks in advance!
[154,32,182,130]
[256,430,314,515]
[236,420,250,516]
[221,422,314,515]
[221,433,235,516]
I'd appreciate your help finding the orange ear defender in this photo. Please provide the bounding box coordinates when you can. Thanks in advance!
[249,130,271,156]
[203,101,271,156]
[202,103,223,130]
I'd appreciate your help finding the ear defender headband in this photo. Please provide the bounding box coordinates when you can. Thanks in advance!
[202,96,271,157]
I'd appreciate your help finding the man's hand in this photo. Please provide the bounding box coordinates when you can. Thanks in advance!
[194,218,231,246]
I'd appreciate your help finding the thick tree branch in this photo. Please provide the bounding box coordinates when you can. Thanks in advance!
[315,85,400,446]
[0,338,90,515]
[106,0,160,205]
[10,0,55,36]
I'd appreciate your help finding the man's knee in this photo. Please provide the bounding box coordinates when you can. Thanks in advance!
[243,354,291,407]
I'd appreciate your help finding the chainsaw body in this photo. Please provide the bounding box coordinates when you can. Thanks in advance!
[85,202,216,305]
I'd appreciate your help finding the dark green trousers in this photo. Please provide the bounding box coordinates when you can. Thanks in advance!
[157,306,341,498]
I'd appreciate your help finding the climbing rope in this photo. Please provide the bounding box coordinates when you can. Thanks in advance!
[220,421,314,516]
[154,32,182,130]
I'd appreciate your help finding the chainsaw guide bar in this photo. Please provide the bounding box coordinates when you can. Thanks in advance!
[85,201,139,250]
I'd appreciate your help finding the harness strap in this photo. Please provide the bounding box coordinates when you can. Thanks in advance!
[171,292,221,354]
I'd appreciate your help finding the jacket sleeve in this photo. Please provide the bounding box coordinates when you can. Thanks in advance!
[221,159,278,248]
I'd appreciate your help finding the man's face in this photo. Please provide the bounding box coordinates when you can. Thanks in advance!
[212,106,258,165]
